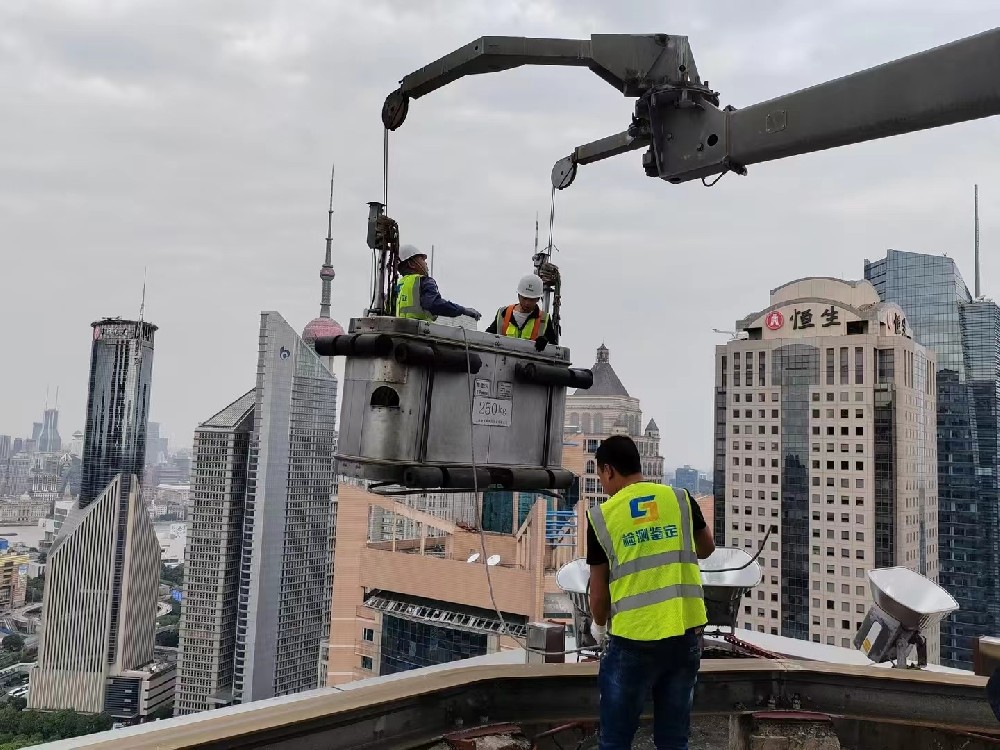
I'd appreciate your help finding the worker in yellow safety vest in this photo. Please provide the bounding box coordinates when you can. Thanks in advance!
[394,244,481,322]
[586,435,716,750]
[485,274,557,351]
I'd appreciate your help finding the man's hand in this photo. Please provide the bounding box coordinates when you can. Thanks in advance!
[534,336,548,352]
[590,620,608,645]
[464,307,482,321]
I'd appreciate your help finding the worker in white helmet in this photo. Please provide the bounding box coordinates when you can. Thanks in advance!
[485,273,558,350]
[394,244,481,322]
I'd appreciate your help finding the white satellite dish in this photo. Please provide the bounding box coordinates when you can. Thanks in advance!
[555,558,590,594]
[486,554,501,567]
[466,552,480,563]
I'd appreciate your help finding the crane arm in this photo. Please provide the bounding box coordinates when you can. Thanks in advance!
[642,26,1000,186]
[381,34,699,129]
[382,27,1000,189]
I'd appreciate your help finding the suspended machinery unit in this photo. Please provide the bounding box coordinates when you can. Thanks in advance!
[315,203,592,492]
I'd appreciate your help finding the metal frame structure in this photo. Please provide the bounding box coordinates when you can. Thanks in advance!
[383,29,1000,189]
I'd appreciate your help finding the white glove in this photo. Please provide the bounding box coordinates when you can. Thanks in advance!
[590,621,608,644]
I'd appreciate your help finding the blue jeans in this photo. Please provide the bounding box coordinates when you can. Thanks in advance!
[597,630,702,750]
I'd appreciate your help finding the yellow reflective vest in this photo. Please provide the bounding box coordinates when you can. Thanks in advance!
[395,274,435,321]
[494,304,549,341]
[587,482,707,640]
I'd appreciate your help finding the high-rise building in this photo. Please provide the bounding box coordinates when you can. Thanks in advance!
[566,344,665,508]
[712,277,940,657]
[865,249,1000,668]
[175,390,255,716]
[38,408,61,454]
[29,474,162,714]
[80,319,156,506]
[30,318,162,714]
[230,312,338,704]
[675,465,700,495]
[0,436,10,461]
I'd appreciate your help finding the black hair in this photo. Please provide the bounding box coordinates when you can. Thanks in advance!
[594,435,643,476]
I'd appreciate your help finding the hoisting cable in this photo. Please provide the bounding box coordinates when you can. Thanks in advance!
[459,326,595,658]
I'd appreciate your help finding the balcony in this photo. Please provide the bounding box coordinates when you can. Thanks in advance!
[31,656,1000,749]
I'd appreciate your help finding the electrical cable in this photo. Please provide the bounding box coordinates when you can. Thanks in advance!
[459,326,596,659]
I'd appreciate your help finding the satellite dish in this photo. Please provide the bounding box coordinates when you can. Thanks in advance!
[698,547,763,630]
[486,554,501,567]
[555,558,590,594]
[854,566,959,668]
[466,552,480,563]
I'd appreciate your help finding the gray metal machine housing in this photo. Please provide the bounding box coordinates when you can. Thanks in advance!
[331,316,589,490]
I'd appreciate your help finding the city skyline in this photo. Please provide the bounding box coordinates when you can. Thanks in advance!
[3,5,999,475]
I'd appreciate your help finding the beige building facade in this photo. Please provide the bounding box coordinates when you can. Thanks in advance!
[566,344,665,509]
[326,438,590,687]
[712,278,939,659]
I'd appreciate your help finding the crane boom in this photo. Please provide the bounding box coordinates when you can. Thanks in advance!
[382,28,1000,189]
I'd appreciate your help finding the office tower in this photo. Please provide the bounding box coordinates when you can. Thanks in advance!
[30,318,162,713]
[712,277,939,657]
[80,319,156,506]
[675,465,700,495]
[0,436,10,461]
[145,422,169,467]
[566,344,665,509]
[175,391,255,716]
[865,249,1000,668]
[230,312,338,704]
[38,408,62,454]
[29,474,162,714]
[31,423,42,444]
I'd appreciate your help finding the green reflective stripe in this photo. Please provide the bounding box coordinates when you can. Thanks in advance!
[614,549,700,578]
[610,583,705,616]
[587,505,617,569]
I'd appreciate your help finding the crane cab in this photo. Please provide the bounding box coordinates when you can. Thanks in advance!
[317,316,592,491]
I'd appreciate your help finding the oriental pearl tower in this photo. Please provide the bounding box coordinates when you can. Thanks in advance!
[302,164,346,344]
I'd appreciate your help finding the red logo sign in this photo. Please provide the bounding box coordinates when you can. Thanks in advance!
[765,311,784,331]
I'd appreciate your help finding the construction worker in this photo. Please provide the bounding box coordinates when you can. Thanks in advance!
[394,244,481,322]
[485,273,558,350]
[586,435,715,750]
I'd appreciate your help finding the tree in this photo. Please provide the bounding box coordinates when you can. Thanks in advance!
[155,629,179,648]
[1,636,23,654]
[6,699,24,713]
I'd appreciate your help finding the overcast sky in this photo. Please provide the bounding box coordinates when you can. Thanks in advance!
[2,1,999,471]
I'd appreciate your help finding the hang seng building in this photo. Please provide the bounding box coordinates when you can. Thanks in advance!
[711,277,941,661]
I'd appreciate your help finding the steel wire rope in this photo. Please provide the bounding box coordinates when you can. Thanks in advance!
[459,326,595,658]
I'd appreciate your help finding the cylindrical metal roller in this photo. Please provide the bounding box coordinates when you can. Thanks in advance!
[393,342,482,374]
[514,362,594,389]
[441,467,493,489]
[315,333,393,358]
[402,466,445,488]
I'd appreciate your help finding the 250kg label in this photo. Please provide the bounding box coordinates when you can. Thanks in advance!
[472,396,513,427]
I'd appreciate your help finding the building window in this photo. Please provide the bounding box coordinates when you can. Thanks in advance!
[361,656,373,670]
[826,348,835,385]
[855,346,864,384]
[362,628,374,642]
[855,550,865,560]
[840,347,849,384]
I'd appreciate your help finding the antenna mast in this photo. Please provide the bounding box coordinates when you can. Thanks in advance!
[321,164,335,318]
[975,184,981,299]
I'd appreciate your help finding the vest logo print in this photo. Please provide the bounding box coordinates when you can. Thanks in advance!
[621,524,679,547]
[629,496,659,525]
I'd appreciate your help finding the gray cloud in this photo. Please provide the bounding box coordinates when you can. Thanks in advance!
[2,0,1000,471]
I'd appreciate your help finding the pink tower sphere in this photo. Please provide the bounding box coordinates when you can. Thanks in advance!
[302,317,345,344]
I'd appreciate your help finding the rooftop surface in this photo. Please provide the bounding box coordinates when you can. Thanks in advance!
[26,631,999,750]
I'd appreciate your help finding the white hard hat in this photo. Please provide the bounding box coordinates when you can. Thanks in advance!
[399,244,426,263]
[517,274,544,299]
